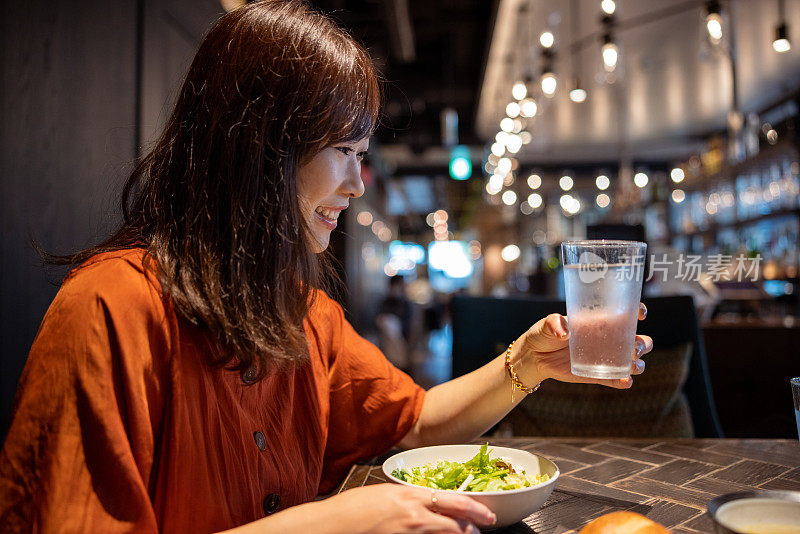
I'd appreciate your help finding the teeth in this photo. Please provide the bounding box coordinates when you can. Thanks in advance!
[315,207,340,221]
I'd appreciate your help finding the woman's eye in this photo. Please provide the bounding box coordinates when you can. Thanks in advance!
[356,151,368,161]
[335,146,353,156]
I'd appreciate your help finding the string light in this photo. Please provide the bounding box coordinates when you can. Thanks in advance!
[559,175,574,191]
[596,175,610,190]
[596,193,611,208]
[670,168,685,183]
[500,117,514,133]
[502,190,518,205]
[527,174,542,189]
[634,172,649,188]
[490,142,505,157]
[601,0,616,15]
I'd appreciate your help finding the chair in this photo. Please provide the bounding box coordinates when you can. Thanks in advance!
[451,294,724,438]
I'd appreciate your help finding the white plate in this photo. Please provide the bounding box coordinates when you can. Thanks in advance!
[382,444,559,528]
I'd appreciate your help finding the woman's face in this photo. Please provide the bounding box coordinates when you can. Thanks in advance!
[297,137,369,252]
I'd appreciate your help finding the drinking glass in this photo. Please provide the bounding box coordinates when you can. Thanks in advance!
[791,378,800,440]
[561,240,647,379]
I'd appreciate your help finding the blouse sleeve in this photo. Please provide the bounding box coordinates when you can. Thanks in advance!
[317,293,426,494]
[0,254,172,533]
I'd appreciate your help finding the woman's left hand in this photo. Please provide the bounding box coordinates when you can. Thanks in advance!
[513,303,652,389]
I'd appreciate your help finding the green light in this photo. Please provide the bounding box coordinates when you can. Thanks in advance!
[449,146,472,180]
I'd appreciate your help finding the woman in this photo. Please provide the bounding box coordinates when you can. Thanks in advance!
[0,2,652,533]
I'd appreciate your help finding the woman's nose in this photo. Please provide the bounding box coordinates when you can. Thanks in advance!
[343,161,366,198]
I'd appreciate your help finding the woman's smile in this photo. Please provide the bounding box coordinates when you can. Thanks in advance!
[314,205,347,230]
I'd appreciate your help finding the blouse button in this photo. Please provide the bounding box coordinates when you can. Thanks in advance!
[262,493,281,515]
[241,366,257,384]
[253,431,267,451]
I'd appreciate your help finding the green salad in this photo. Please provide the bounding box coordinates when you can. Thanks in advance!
[390,444,549,492]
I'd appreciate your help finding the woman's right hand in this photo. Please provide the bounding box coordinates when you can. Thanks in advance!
[319,483,496,534]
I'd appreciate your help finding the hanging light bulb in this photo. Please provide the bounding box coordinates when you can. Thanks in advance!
[511,81,528,101]
[520,98,537,118]
[634,172,649,188]
[541,72,557,96]
[596,174,610,190]
[600,0,616,15]
[596,193,611,208]
[773,23,791,53]
[602,34,618,72]
[506,101,521,118]
[559,175,574,191]
[539,30,555,48]
[705,1,723,44]
[569,78,587,103]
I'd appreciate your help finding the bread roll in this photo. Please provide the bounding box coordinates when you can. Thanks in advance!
[579,511,671,533]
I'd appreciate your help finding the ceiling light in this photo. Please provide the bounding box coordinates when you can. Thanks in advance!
[541,72,557,96]
[634,172,649,188]
[502,190,517,205]
[501,244,521,262]
[520,98,538,118]
[497,157,512,174]
[774,23,791,53]
[569,86,587,103]
[559,175,574,191]
[596,193,610,208]
[602,36,618,71]
[596,174,610,190]
[600,0,616,15]
[357,211,373,226]
[705,1,722,44]
[539,31,554,48]
[506,101,521,118]
[506,134,523,154]
[512,81,527,101]
[527,174,542,189]
[670,167,685,183]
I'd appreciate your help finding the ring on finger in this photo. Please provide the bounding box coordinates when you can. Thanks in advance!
[430,489,438,511]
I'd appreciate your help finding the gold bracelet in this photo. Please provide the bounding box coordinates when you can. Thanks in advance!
[505,341,541,401]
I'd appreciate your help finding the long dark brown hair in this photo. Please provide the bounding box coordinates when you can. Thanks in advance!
[52,0,380,378]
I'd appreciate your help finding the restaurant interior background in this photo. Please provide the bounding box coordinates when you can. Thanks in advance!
[2,0,800,442]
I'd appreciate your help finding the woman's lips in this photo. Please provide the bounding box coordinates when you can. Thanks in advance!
[314,206,345,230]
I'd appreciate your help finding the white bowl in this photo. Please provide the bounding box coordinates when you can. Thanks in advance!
[382,444,559,529]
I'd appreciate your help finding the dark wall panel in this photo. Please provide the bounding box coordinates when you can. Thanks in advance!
[0,1,138,439]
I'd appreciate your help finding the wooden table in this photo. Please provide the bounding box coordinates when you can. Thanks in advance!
[337,438,800,533]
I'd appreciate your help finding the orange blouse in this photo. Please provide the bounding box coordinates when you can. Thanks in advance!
[0,250,425,533]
